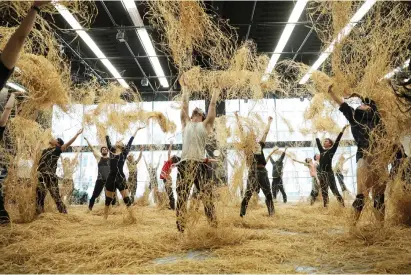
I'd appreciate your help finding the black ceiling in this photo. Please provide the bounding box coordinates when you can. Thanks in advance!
[53,1,323,97]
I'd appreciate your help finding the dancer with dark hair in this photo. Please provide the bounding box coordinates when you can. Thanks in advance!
[329,84,386,223]
[36,128,83,215]
[160,141,179,210]
[126,146,143,203]
[84,137,116,211]
[0,0,50,225]
[176,75,219,232]
[315,125,348,207]
[237,112,274,218]
[104,126,145,219]
[268,147,288,203]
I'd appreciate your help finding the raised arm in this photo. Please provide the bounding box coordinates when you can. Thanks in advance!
[106,135,114,153]
[136,146,143,164]
[167,141,173,160]
[266,146,279,163]
[292,158,309,167]
[61,128,83,152]
[156,156,162,170]
[0,1,50,70]
[84,137,101,161]
[329,125,348,154]
[234,112,246,140]
[70,151,80,167]
[279,148,287,163]
[143,156,149,172]
[204,88,220,132]
[180,75,190,129]
[0,93,17,127]
[260,116,273,143]
[316,138,324,153]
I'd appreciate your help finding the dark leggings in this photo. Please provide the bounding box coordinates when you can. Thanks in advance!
[105,173,127,192]
[241,168,274,217]
[272,177,287,202]
[318,171,344,207]
[89,179,116,210]
[336,173,348,192]
[0,171,9,224]
[176,161,216,232]
[128,174,137,203]
[36,173,67,214]
[163,178,175,210]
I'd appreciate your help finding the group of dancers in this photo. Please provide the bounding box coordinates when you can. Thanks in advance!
[0,2,408,231]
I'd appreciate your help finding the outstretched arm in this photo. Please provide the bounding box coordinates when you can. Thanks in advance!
[292,159,309,167]
[329,125,348,154]
[279,147,287,163]
[316,138,324,153]
[260,116,273,143]
[70,151,80,167]
[0,93,17,127]
[167,141,173,160]
[180,75,190,129]
[0,1,50,70]
[61,128,83,152]
[266,146,279,163]
[234,112,246,140]
[84,137,101,161]
[204,88,220,132]
[136,146,143,164]
[106,135,114,153]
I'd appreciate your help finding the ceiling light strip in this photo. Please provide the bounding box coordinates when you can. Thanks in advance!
[298,0,377,85]
[55,4,129,89]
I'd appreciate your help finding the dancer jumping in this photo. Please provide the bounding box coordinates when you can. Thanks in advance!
[104,126,144,219]
[269,147,288,203]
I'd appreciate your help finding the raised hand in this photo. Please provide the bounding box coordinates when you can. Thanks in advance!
[76,128,84,136]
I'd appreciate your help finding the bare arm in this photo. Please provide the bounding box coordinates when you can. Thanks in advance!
[84,137,101,161]
[1,1,50,69]
[167,141,173,160]
[328,84,344,106]
[61,128,83,152]
[260,116,273,143]
[0,93,16,127]
[180,75,190,129]
[136,146,143,163]
[203,88,220,132]
[292,159,309,167]
[234,112,246,140]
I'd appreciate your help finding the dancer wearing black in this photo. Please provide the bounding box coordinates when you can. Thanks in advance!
[315,124,348,207]
[36,128,83,214]
[84,137,116,211]
[0,0,50,224]
[269,147,288,203]
[329,85,386,223]
[237,112,274,217]
[104,126,144,219]
[126,146,143,203]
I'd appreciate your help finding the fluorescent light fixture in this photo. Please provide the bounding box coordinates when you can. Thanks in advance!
[6,82,26,92]
[383,59,410,79]
[262,0,308,81]
[299,0,377,84]
[54,4,129,89]
[121,0,169,88]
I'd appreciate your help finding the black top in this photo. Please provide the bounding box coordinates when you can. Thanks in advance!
[339,99,381,162]
[106,135,134,178]
[252,141,266,168]
[97,157,110,181]
[270,152,286,178]
[316,132,343,172]
[38,146,63,174]
[0,58,14,90]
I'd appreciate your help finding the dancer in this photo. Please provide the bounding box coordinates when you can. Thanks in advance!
[60,153,79,204]
[315,125,348,207]
[328,85,386,223]
[84,137,116,211]
[36,128,83,214]
[126,146,143,203]
[294,155,321,205]
[268,147,288,203]
[160,142,179,210]
[236,112,274,217]
[0,0,50,224]
[334,155,348,192]
[176,75,219,232]
[144,154,161,203]
[104,126,144,219]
